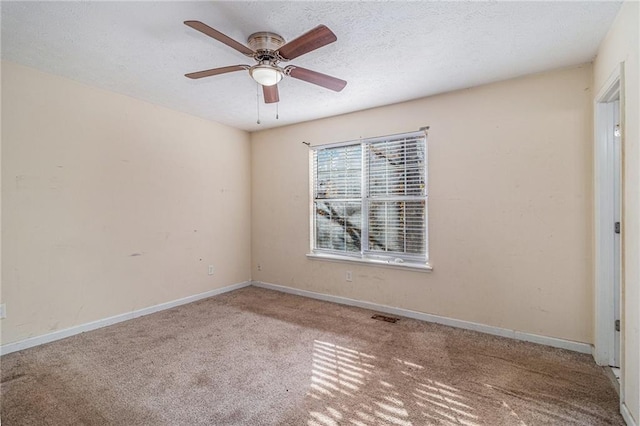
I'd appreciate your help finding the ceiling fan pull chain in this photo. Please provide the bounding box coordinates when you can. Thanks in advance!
[276,102,279,120]
[256,83,261,124]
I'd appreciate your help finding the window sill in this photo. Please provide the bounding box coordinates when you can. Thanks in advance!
[306,253,433,272]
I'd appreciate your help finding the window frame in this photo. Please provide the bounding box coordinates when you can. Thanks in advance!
[309,130,430,270]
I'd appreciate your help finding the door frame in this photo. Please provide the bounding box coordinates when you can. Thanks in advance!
[593,63,624,369]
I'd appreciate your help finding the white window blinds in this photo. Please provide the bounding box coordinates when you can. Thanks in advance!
[312,131,428,263]
[314,144,362,253]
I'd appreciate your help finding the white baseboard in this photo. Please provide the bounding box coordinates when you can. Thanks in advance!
[1,281,252,356]
[622,402,638,426]
[252,281,593,355]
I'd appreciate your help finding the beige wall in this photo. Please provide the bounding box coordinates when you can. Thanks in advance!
[594,1,640,422]
[252,65,594,344]
[1,61,252,345]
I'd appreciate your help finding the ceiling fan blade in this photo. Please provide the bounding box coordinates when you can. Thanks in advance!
[184,21,254,57]
[286,66,347,92]
[263,85,279,104]
[277,25,337,60]
[185,65,248,79]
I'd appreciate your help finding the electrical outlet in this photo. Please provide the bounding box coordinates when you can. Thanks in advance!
[346,271,352,282]
[0,303,6,319]
[208,265,215,275]
[257,264,262,271]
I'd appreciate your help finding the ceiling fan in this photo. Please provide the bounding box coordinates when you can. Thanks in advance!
[184,21,347,104]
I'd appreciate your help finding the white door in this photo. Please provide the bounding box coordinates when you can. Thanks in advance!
[594,66,623,370]
[612,99,621,368]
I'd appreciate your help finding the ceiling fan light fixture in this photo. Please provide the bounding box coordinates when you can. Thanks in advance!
[250,64,283,86]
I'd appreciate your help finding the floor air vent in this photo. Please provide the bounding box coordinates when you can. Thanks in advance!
[371,314,399,323]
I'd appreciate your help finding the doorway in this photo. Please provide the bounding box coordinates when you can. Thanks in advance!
[594,65,623,372]
[612,98,621,369]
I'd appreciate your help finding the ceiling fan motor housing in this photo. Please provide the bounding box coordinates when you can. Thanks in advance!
[248,32,286,62]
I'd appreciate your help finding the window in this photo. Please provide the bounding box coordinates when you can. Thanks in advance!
[311,130,428,267]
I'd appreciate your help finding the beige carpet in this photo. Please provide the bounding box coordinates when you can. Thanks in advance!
[1,286,623,425]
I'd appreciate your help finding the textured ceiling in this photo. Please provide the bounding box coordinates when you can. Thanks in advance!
[1,1,622,132]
